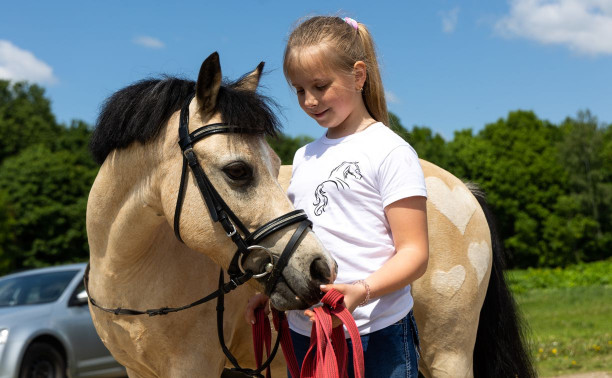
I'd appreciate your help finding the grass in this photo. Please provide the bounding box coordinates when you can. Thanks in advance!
[514,285,611,376]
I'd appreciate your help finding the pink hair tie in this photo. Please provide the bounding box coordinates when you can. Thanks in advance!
[343,17,359,30]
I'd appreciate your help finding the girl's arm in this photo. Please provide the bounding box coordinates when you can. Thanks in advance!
[305,196,429,320]
[363,195,429,299]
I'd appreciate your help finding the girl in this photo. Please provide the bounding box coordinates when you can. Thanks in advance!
[246,15,429,378]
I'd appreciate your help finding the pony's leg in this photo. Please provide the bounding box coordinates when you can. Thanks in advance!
[418,347,474,378]
[414,292,479,378]
[412,185,491,378]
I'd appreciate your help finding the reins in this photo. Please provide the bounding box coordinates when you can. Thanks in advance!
[86,92,313,377]
[252,289,365,378]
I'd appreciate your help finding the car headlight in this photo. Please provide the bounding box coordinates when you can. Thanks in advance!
[0,329,8,344]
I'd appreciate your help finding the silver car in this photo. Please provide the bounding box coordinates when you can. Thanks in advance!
[0,263,126,378]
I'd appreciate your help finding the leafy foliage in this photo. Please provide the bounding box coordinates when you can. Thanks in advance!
[267,133,313,164]
[389,113,450,168]
[0,81,60,163]
[507,259,612,293]
[0,80,98,274]
[555,111,612,263]
[0,144,96,273]
[448,111,569,266]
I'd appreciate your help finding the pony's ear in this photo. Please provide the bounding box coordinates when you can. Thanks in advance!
[196,52,222,115]
[235,62,265,92]
[343,165,351,179]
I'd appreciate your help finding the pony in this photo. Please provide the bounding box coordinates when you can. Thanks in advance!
[87,52,534,378]
[86,52,336,377]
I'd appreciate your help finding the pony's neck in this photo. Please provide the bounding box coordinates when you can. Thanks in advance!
[87,140,166,273]
[86,137,228,313]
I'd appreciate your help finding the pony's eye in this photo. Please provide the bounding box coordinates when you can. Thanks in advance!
[222,162,253,181]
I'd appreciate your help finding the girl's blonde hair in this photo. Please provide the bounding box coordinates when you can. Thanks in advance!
[283,16,389,126]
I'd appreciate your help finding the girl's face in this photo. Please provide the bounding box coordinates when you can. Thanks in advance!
[287,48,366,133]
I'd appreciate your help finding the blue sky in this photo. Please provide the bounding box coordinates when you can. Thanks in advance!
[1,1,611,140]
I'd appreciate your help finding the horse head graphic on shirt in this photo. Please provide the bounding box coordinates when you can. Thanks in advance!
[313,161,362,216]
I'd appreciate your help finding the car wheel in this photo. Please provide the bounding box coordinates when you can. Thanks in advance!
[19,342,67,378]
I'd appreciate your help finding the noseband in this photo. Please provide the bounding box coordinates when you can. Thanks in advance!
[85,92,313,377]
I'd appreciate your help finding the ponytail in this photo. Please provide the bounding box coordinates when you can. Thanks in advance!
[356,23,389,126]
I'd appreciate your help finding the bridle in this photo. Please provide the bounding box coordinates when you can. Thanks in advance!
[173,92,312,293]
[85,92,313,377]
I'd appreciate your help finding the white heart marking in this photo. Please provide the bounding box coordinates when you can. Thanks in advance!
[426,177,478,234]
[431,265,466,298]
[468,241,491,286]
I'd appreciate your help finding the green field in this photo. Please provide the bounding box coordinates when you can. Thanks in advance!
[509,261,611,377]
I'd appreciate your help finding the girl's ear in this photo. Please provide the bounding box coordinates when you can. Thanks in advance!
[353,61,367,90]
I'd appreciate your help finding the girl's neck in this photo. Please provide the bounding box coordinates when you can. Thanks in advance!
[326,107,377,139]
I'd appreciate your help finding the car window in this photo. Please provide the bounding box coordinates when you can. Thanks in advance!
[0,270,79,307]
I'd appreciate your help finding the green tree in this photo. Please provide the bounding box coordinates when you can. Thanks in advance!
[0,190,15,273]
[0,80,60,162]
[389,112,449,168]
[53,120,99,170]
[0,79,98,274]
[555,111,612,262]
[0,144,96,274]
[446,111,568,267]
[267,134,313,165]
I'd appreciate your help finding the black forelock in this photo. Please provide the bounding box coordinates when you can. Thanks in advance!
[216,79,281,138]
[89,74,281,165]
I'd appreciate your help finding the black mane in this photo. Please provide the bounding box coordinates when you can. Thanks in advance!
[90,75,281,165]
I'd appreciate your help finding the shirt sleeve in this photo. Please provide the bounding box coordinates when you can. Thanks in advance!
[378,144,427,208]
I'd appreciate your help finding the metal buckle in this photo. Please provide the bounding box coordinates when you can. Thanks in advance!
[226,223,237,237]
[239,245,275,279]
[183,148,197,164]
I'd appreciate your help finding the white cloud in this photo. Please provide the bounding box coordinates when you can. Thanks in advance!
[441,7,460,33]
[133,36,165,49]
[495,0,612,55]
[0,40,57,84]
[385,90,400,104]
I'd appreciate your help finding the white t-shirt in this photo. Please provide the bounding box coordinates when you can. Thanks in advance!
[287,122,427,337]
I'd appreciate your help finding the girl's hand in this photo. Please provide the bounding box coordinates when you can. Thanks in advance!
[245,293,270,325]
[303,283,367,328]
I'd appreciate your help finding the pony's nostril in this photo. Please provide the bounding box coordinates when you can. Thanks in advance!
[310,257,331,284]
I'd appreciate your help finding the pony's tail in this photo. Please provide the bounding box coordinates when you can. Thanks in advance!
[469,185,536,378]
[313,184,328,216]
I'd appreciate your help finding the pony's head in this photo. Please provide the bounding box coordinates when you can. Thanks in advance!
[89,52,336,310]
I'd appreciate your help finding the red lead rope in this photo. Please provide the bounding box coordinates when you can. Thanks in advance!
[252,308,272,378]
[253,289,364,378]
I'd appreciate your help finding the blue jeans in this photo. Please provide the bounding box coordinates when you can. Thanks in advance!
[288,311,420,378]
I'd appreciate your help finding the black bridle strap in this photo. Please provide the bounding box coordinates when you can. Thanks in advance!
[245,210,309,245]
[174,93,251,243]
[84,263,253,317]
[265,219,312,296]
[220,219,311,376]
[175,139,250,240]
[173,156,190,243]
[227,210,309,277]
[217,271,283,377]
